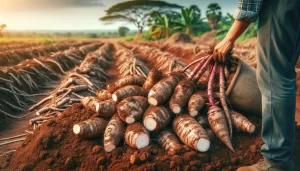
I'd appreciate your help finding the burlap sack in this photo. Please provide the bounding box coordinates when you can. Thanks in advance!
[226,58,262,117]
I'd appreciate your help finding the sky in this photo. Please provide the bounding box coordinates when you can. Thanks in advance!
[0,0,238,31]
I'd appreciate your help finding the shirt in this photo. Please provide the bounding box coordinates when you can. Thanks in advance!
[233,0,263,22]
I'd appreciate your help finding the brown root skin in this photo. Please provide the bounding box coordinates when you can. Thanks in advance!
[104,114,125,152]
[230,111,256,134]
[73,117,108,139]
[173,114,210,152]
[196,69,210,90]
[143,106,171,131]
[81,96,116,119]
[157,130,183,155]
[169,78,195,114]
[188,91,207,117]
[117,96,149,124]
[143,68,163,90]
[125,123,150,149]
[107,74,146,93]
[148,72,185,106]
[112,85,148,103]
[207,106,234,152]
[96,88,112,101]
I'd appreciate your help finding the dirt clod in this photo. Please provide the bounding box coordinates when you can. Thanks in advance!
[96,156,106,165]
[249,145,257,153]
[92,145,103,154]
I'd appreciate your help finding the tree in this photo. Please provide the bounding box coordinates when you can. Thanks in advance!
[206,3,222,30]
[148,12,174,38]
[118,26,130,37]
[174,5,203,35]
[100,0,182,33]
[0,24,6,37]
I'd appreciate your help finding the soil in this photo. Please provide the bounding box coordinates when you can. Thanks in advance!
[0,104,255,171]
[3,103,299,171]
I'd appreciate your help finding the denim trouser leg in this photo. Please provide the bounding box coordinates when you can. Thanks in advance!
[257,0,300,169]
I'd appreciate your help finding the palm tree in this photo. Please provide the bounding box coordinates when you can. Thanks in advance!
[174,5,202,35]
[148,12,173,38]
[206,3,222,30]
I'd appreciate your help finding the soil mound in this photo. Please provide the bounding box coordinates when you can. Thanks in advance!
[194,31,218,45]
[5,103,266,171]
[166,33,193,44]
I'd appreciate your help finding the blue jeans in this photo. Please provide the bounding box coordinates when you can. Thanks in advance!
[257,0,300,169]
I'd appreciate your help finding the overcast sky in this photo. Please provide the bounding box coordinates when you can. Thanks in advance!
[0,0,238,31]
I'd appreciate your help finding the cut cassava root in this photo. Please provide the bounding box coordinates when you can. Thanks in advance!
[125,123,150,149]
[188,91,207,117]
[143,68,163,90]
[169,78,195,114]
[173,114,210,152]
[112,85,148,103]
[96,88,112,101]
[107,74,146,93]
[73,117,108,139]
[157,130,183,155]
[104,114,125,152]
[117,96,149,124]
[148,72,185,106]
[231,111,255,133]
[143,106,171,131]
[81,96,116,119]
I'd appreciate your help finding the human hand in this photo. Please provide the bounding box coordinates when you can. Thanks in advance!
[213,38,234,63]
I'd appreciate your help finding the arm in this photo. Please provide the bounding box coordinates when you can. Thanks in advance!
[213,20,251,63]
[213,0,263,63]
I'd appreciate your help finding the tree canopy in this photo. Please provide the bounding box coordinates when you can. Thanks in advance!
[175,5,203,35]
[118,26,130,37]
[206,3,222,29]
[100,0,182,33]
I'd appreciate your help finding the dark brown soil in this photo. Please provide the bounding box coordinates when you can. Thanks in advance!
[1,102,271,171]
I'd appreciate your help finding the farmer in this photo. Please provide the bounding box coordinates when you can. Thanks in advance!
[213,0,300,170]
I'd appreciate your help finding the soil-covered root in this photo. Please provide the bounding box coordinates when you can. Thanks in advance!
[96,88,112,101]
[117,96,149,124]
[148,72,186,106]
[81,96,117,119]
[173,114,210,152]
[143,68,163,90]
[157,130,183,155]
[196,115,209,128]
[104,114,125,152]
[143,106,172,131]
[188,91,207,117]
[107,74,146,93]
[73,117,108,139]
[231,111,255,133]
[125,122,150,149]
[169,78,195,114]
[207,106,234,152]
[112,85,148,103]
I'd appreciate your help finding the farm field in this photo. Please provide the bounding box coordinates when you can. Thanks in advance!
[0,35,299,171]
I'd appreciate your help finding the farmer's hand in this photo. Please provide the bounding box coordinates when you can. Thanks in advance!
[213,19,252,63]
[213,38,234,63]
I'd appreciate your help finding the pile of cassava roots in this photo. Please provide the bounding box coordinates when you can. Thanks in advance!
[73,54,256,155]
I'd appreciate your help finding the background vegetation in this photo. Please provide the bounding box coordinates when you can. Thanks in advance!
[1,0,258,42]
